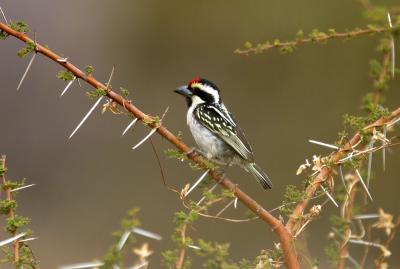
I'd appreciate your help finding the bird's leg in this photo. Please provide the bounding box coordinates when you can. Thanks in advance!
[217,162,231,178]
[186,147,207,159]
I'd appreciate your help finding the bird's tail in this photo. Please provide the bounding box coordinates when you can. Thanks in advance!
[246,163,273,190]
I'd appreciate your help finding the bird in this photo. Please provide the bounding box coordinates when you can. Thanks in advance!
[174,77,272,189]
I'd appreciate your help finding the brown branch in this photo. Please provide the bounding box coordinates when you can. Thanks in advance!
[0,22,301,269]
[336,177,358,269]
[287,106,400,232]
[175,224,187,269]
[235,26,398,55]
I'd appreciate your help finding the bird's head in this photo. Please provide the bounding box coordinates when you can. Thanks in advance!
[174,77,221,107]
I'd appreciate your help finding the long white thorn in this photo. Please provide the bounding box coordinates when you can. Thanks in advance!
[348,239,384,249]
[388,13,395,79]
[339,152,355,162]
[339,166,350,195]
[58,261,104,269]
[367,141,374,188]
[188,244,201,250]
[10,183,36,192]
[132,128,158,150]
[69,64,114,139]
[19,237,38,242]
[0,6,8,24]
[234,197,238,209]
[387,117,400,127]
[355,169,373,201]
[353,214,380,220]
[196,182,219,205]
[17,53,36,91]
[60,77,76,97]
[132,107,169,150]
[117,231,131,250]
[216,199,235,217]
[185,170,209,197]
[382,126,387,172]
[0,232,26,247]
[320,185,338,207]
[309,139,339,150]
[347,255,361,268]
[69,96,104,139]
[122,118,138,136]
[132,227,162,240]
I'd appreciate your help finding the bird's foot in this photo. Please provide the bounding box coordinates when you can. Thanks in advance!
[186,147,207,158]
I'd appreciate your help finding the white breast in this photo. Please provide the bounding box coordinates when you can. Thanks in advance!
[186,103,233,163]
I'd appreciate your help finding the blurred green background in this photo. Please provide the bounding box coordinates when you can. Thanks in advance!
[0,0,399,268]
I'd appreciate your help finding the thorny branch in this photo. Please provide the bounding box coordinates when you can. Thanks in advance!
[235,25,399,55]
[0,155,20,264]
[286,105,400,234]
[0,22,300,269]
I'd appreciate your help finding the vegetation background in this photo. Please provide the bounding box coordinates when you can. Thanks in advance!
[0,0,399,268]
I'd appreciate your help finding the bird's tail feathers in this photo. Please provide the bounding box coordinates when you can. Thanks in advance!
[246,163,273,190]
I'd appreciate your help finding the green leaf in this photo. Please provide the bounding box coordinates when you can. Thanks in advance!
[57,70,74,81]
[84,65,95,75]
[17,41,35,58]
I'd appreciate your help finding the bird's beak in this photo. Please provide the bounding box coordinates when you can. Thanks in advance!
[174,85,192,97]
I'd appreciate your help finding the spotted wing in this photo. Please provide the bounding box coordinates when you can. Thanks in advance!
[194,104,254,161]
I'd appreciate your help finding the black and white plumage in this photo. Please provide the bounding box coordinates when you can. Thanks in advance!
[174,77,272,190]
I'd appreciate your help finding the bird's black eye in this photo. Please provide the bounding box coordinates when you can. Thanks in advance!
[192,87,216,103]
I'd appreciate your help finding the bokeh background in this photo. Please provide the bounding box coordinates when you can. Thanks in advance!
[0,0,399,268]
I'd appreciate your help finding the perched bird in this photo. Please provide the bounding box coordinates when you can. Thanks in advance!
[174,77,272,189]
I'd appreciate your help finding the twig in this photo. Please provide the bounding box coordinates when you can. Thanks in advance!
[149,138,167,186]
[336,179,357,269]
[175,224,187,269]
[236,26,399,55]
[0,156,20,263]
